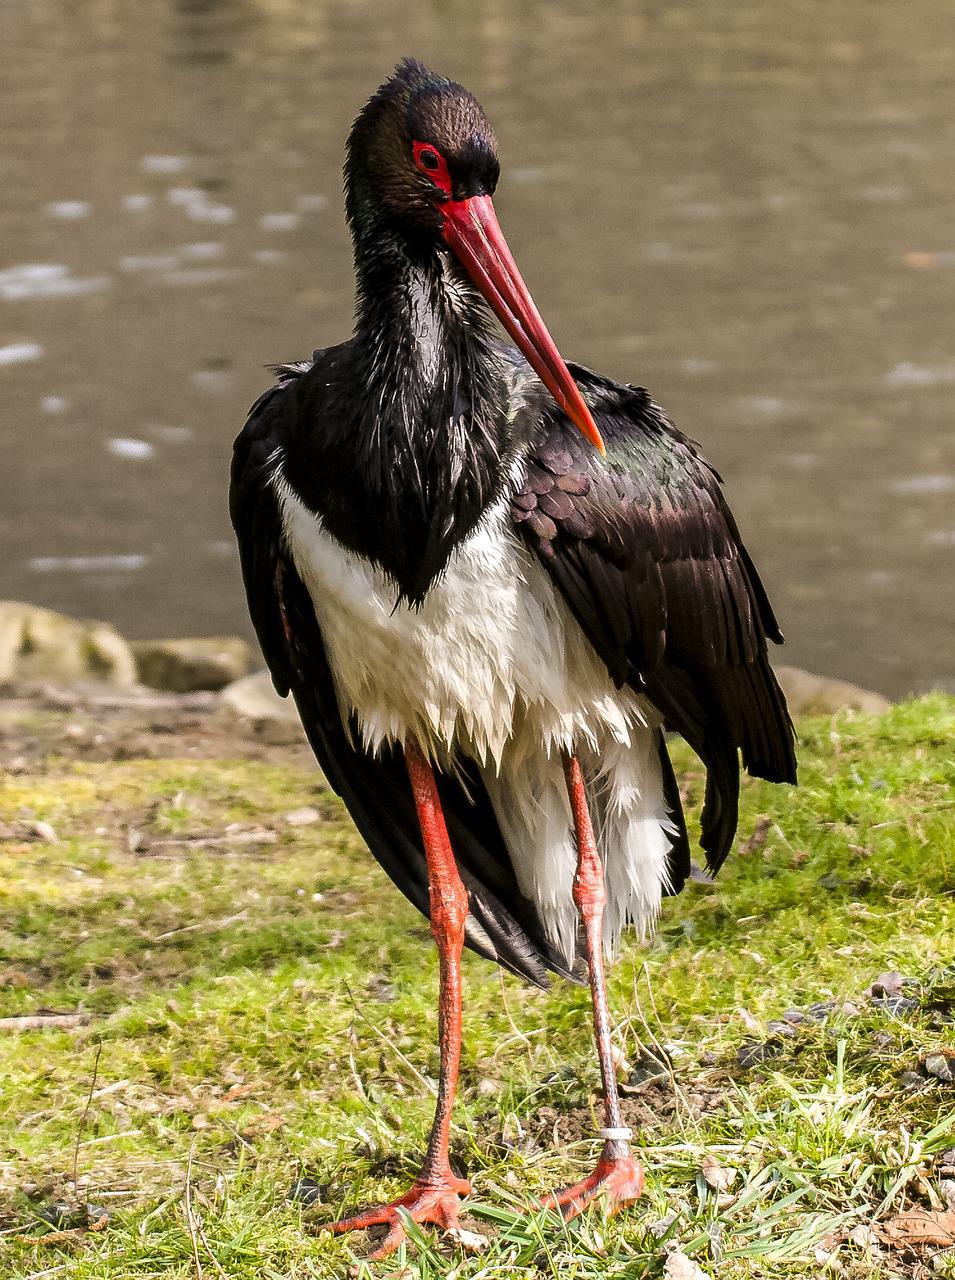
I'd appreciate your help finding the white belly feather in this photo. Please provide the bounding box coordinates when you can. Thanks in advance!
[277,473,675,960]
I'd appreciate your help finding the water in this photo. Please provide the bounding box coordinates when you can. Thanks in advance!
[1,0,953,698]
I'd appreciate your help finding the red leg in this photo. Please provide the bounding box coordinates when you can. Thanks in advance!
[541,754,644,1219]
[323,736,471,1258]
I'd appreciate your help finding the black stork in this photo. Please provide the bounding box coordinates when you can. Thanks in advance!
[231,58,796,1257]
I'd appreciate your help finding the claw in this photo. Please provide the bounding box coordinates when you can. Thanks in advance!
[321,1175,471,1259]
[542,1146,644,1221]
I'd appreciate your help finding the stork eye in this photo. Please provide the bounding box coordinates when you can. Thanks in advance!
[412,141,452,194]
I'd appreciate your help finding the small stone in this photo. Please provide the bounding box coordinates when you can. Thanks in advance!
[621,1049,669,1092]
[737,1039,783,1070]
[220,670,303,730]
[900,1071,926,1089]
[30,820,58,843]
[870,971,908,998]
[126,827,146,853]
[446,1226,489,1252]
[288,1177,326,1207]
[37,1201,86,1230]
[872,995,921,1016]
[806,1001,837,1022]
[848,1223,877,1249]
[701,1156,738,1193]
[284,806,320,827]
[818,872,845,891]
[766,1019,798,1039]
[663,1248,713,1279]
[923,1053,955,1083]
[649,1211,679,1238]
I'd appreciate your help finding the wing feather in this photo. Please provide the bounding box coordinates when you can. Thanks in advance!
[512,363,796,875]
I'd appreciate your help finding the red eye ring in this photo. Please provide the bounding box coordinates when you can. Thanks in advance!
[412,141,452,195]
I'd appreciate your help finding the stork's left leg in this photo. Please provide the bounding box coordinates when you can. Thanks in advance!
[540,753,645,1219]
[322,737,470,1258]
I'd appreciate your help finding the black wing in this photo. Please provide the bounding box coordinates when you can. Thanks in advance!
[511,364,796,876]
[230,366,579,987]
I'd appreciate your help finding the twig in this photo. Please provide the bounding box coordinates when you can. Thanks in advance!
[0,1014,89,1032]
[184,1138,205,1280]
[151,911,247,942]
[15,1214,109,1247]
[72,1040,103,1193]
[635,962,695,1141]
[149,832,277,850]
[342,980,437,1097]
[495,969,537,1049]
[184,1138,227,1279]
[78,1129,143,1149]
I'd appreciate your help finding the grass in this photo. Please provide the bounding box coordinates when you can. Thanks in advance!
[0,695,953,1278]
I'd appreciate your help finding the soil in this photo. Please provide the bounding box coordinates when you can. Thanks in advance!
[0,683,310,770]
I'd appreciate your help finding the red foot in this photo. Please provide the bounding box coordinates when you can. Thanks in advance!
[542,1147,644,1221]
[322,1174,471,1259]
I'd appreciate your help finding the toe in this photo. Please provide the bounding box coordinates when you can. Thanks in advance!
[324,1206,391,1234]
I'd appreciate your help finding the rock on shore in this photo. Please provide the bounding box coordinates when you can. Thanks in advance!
[220,670,302,726]
[131,636,254,693]
[0,601,135,687]
[773,665,892,716]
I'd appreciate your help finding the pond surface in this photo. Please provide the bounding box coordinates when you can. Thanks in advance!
[2,1,953,697]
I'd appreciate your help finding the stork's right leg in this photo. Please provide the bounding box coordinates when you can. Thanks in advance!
[322,736,470,1259]
[540,753,644,1219]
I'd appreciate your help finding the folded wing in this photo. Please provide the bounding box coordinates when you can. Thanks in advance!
[511,363,797,874]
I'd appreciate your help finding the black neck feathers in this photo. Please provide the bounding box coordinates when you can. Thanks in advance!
[284,239,518,606]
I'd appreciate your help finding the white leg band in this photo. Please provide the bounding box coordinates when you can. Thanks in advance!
[598,1126,633,1141]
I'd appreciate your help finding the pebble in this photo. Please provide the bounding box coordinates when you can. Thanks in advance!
[923,1053,955,1083]
[872,995,921,1016]
[737,1040,783,1070]
[284,806,321,827]
[649,1211,679,1238]
[288,1177,325,1207]
[622,1050,670,1091]
[36,1201,102,1229]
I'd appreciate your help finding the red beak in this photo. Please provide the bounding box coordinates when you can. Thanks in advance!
[441,195,605,455]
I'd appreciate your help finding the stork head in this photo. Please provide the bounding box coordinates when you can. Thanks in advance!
[345,58,605,454]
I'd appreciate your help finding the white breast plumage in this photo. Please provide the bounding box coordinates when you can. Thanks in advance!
[276,468,675,962]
